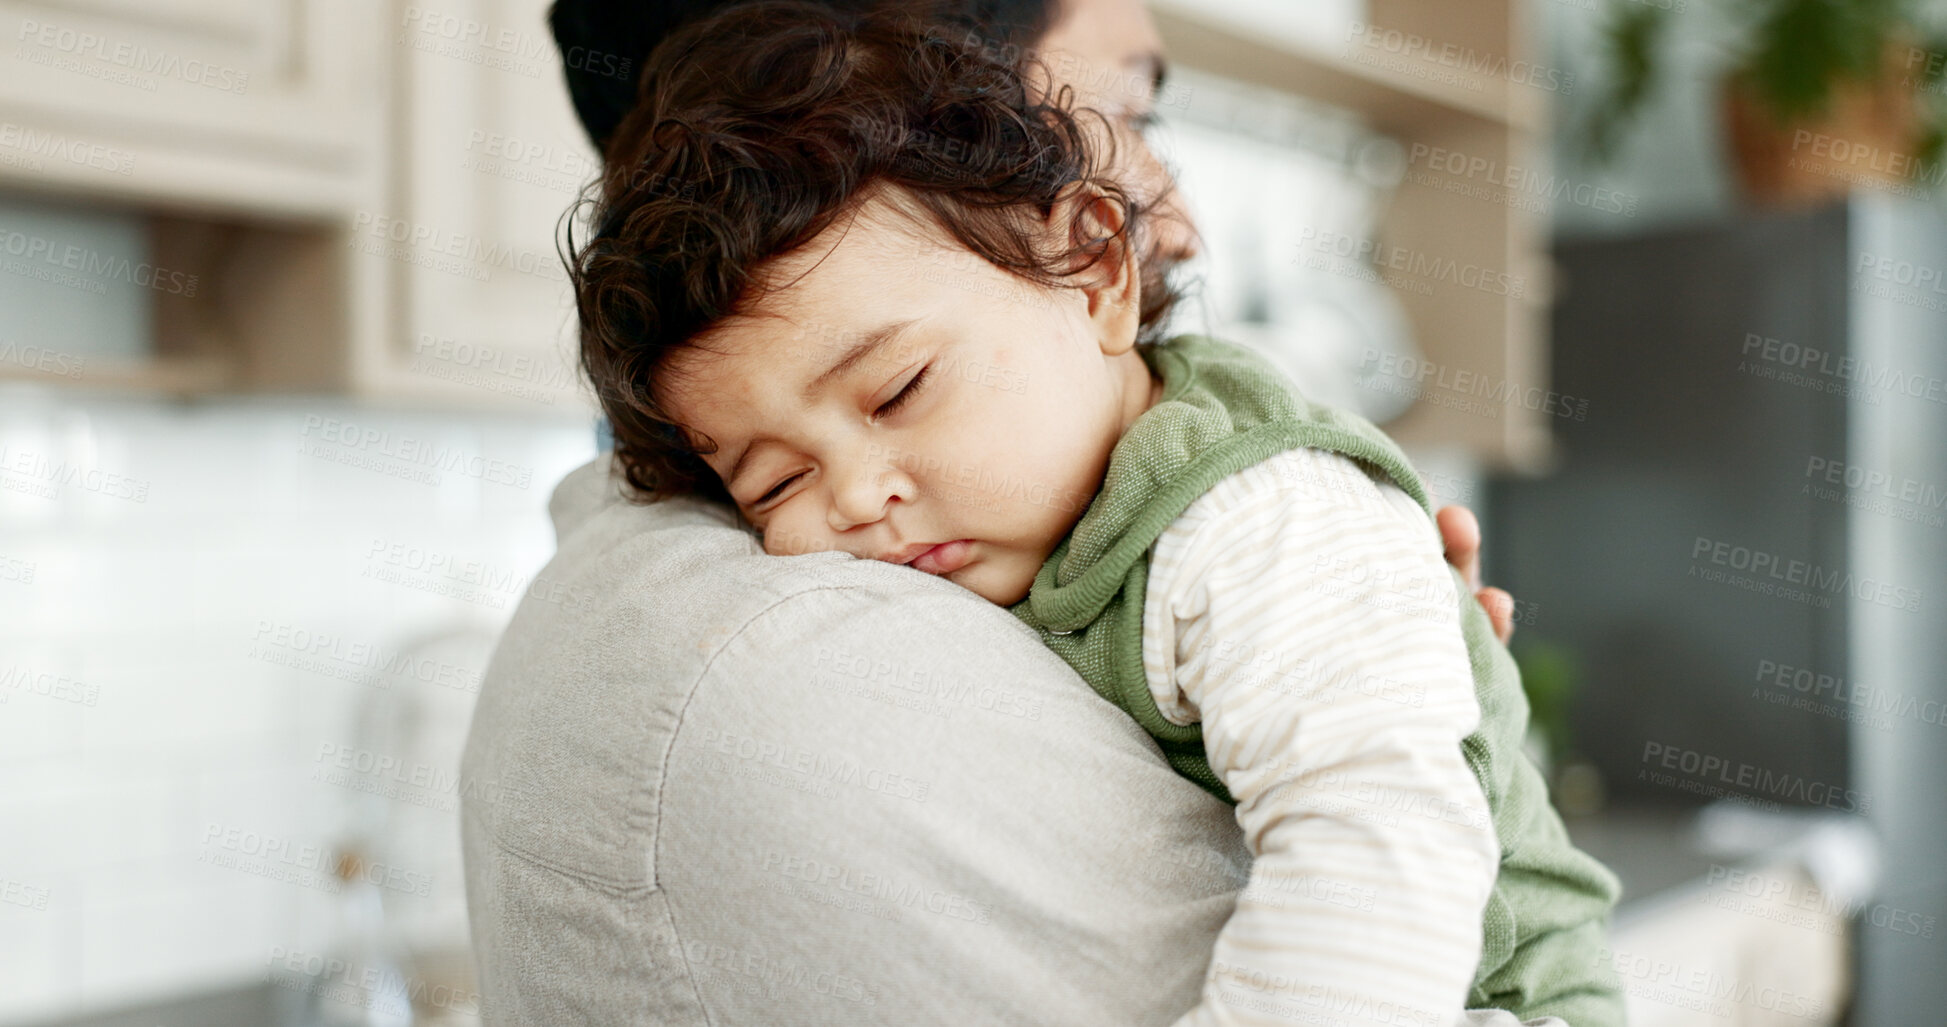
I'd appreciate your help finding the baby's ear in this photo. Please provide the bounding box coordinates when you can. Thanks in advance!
[1048,183,1142,356]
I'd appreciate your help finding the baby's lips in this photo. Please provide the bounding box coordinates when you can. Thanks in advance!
[911,539,974,575]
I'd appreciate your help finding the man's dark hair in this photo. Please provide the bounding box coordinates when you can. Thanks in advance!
[548,0,1057,156]
[567,0,1160,503]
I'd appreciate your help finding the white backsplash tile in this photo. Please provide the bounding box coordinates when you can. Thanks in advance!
[0,386,596,1022]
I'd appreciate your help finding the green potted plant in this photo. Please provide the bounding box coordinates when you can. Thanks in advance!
[1585,0,1947,205]
[1512,637,1606,816]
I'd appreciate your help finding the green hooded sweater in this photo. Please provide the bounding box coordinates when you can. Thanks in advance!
[1007,334,1624,1026]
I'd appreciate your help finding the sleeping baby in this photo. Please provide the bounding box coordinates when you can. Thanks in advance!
[568,3,1622,1024]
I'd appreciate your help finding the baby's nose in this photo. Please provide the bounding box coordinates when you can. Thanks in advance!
[826,464,901,533]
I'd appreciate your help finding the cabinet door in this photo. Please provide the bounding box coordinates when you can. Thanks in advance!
[358,0,597,410]
[0,0,382,216]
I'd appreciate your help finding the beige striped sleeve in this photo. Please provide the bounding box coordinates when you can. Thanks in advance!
[1143,447,1500,1027]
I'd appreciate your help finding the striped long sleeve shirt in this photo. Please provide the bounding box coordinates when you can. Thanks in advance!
[1141,445,1502,1027]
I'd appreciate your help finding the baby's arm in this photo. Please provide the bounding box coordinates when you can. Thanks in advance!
[1145,449,1501,1027]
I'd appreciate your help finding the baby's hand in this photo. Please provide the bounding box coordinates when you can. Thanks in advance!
[1438,505,1515,644]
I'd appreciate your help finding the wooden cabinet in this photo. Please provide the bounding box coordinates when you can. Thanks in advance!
[345,0,592,410]
[1151,0,1554,470]
[0,0,593,412]
[0,0,380,218]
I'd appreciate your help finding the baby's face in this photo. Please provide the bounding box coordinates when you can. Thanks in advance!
[658,192,1156,606]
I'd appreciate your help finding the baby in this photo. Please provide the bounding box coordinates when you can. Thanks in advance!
[570,3,1621,1025]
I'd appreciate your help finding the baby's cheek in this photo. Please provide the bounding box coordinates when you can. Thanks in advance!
[760,511,837,559]
[756,517,792,556]
[762,527,805,558]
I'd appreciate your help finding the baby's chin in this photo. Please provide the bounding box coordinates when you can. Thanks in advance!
[947,549,1038,607]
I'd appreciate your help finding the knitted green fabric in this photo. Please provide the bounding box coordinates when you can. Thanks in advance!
[1007,334,1624,1026]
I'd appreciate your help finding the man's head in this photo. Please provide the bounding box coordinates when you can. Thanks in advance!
[572,3,1162,605]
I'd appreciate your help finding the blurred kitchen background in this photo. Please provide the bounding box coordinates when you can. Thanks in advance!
[1,0,1943,1024]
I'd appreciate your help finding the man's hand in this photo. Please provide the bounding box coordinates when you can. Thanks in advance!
[1438,506,1515,644]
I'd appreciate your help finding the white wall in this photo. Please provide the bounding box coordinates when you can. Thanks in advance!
[0,386,595,1024]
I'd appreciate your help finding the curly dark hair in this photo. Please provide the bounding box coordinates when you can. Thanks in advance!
[565,0,1179,503]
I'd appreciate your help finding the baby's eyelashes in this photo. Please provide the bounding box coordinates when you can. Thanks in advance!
[755,472,804,506]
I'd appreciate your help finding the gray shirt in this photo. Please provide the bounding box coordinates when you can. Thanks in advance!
[461,458,1251,1025]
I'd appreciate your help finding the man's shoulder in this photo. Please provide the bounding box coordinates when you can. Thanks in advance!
[462,460,1042,880]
